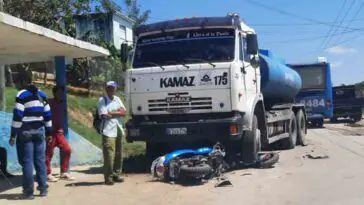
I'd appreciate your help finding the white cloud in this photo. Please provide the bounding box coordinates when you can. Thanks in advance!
[331,61,343,68]
[325,46,358,54]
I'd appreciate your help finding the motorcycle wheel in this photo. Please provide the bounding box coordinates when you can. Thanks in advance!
[179,163,213,178]
[256,152,279,169]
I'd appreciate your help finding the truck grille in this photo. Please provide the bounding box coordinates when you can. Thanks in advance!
[148,92,212,113]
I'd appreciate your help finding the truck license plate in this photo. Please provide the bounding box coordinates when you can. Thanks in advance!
[166,128,187,135]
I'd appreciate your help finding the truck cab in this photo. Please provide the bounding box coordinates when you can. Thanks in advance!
[121,14,307,166]
[332,85,363,123]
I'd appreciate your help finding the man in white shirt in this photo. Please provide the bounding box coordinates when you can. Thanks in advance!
[97,81,126,185]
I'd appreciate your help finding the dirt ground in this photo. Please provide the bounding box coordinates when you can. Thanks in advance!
[1,120,364,205]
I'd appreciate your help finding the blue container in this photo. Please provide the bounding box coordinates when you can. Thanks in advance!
[259,49,302,103]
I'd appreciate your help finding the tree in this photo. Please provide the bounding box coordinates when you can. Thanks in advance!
[124,0,151,29]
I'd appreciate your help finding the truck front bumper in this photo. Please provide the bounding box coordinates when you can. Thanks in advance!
[125,114,244,143]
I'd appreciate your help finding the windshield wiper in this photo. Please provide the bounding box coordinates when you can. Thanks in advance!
[183,58,216,68]
[162,60,190,69]
[137,62,165,70]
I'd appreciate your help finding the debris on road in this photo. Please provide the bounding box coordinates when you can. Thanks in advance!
[306,153,329,160]
[214,179,233,188]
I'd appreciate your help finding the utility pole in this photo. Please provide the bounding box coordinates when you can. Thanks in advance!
[0,0,5,111]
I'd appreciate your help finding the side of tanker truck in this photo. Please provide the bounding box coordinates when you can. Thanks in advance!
[120,13,307,165]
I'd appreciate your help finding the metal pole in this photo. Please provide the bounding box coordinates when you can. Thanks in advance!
[0,0,5,111]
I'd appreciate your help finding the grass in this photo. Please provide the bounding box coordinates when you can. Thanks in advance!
[5,86,145,157]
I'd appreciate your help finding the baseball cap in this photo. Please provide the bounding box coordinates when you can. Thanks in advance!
[106,81,118,88]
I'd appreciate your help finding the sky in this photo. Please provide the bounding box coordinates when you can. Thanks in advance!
[116,0,364,85]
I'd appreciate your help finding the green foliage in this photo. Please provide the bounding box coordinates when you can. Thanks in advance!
[4,0,92,38]
[124,0,151,29]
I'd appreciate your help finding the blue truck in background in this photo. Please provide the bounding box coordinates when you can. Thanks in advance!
[288,59,333,128]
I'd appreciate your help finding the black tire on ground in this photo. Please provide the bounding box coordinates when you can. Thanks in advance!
[179,164,213,178]
[257,152,280,169]
[296,110,308,146]
[241,114,261,165]
[282,111,297,149]
[330,117,337,123]
[317,119,324,128]
[353,114,362,123]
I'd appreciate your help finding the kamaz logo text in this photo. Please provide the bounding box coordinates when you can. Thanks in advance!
[160,76,195,88]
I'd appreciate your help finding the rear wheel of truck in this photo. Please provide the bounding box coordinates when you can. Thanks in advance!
[353,114,362,123]
[317,119,324,128]
[282,111,297,149]
[296,110,308,146]
[241,115,261,165]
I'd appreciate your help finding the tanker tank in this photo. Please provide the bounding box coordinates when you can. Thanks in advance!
[259,49,302,104]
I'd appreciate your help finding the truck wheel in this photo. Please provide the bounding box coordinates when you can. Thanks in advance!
[353,115,362,123]
[296,110,307,146]
[241,115,261,165]
[317,119,324,128]
[282,112,297,149]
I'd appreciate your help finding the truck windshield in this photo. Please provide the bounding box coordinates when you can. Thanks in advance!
[291,65,326,90]
[133,28,235,68]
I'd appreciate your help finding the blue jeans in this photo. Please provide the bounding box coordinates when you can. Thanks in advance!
[17,134,47,195]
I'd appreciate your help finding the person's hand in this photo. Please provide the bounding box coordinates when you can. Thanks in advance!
[9,138,16,146]
[46,136,53,144]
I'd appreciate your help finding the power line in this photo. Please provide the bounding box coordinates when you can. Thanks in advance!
[243,0,360,31]
[319,0,348,48]
[250,18,364,27]
[264,28,364,44]
[323,0,357,48]
[331,2,364,47]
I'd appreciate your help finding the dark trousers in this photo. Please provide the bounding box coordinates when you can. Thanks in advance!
[0,147,8,174]
[18,137,47,195]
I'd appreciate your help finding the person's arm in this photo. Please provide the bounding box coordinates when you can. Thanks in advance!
[42,94,52,137]
[108,97,126,117]
[10,92,25,140]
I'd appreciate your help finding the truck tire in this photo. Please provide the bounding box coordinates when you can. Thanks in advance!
[282,111,297,149]
[241,115,261,165]
[296,110,307,146]
[353,115,362,123]
[317,119,324,128]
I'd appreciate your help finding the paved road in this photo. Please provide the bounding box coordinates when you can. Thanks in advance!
[1,122,364,205]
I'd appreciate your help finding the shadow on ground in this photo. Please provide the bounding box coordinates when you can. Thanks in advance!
[0,193,24,200]
[65,182,105,187]
[0,175,22,194]
[74,154,150,175]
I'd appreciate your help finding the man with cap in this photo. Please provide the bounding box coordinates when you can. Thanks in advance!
[97,81,126,185]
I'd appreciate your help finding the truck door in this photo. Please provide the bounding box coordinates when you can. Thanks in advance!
[240,33,258,94]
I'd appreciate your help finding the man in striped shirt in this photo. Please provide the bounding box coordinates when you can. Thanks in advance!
[9,72,52,200]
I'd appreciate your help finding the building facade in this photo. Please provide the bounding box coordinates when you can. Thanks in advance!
[74,11,135,49]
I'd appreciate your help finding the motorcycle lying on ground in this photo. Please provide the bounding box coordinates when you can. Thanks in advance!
[151,143,279,183]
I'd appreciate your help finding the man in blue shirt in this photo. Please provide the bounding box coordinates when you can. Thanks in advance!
[9,72,52,200]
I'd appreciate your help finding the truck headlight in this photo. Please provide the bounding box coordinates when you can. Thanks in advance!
[129,129,140,136]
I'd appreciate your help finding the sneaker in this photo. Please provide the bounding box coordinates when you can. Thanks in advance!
[22,194,35,200]
[60,172,75,181]
[113,176,124,183]
[47,174,59,182]
[40,190,48,197]
[105,180,114,186]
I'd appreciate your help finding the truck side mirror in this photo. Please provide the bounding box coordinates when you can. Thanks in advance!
[120,43,128,63]
[246,34,258,55]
